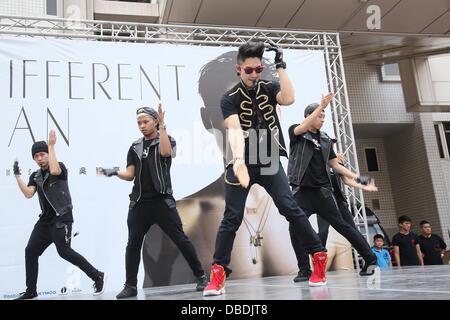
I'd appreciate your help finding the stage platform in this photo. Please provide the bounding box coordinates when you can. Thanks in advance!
[42,265,450,300]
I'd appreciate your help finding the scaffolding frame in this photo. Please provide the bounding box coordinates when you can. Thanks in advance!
[0,14,370,266]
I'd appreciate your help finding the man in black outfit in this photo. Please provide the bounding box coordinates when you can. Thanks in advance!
[100,104,207,299]
[392,215,424,266]
[418,220,447,265]
[13,131,105,300]
[293,157,379,282]
[203,41,328,296]
[287,97,378,280]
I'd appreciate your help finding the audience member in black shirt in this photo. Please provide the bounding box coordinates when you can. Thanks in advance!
[392,215,424,266]
[418,220,447,265]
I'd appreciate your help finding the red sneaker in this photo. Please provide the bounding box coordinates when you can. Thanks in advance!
[309,251,328,287]
[203,264,226,296]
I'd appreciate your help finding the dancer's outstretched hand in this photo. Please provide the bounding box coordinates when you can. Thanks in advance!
[48,130,57,146]
[98,167,118,177]
[320,92,334,108]
[13,160,21,176]
[233,160,250,188]
[363,179,378,192]
[157,102,165,126]
[265,40,283,64]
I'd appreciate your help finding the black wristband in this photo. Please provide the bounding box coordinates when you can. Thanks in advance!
[276,61,287,69]
[356,176,371,186]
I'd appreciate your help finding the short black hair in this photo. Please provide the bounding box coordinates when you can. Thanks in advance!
[420,220,430,227]
[237,41,265,64]
[398,215,412,224]
[373,234,385,241]
[304,103,320,118]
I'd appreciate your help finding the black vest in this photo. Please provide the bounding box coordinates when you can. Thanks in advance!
[129,135,175,204]
[33,163,73,217]
[287,130,333,187]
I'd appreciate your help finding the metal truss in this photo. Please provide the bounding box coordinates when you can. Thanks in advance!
[0,14,337,47]
[324,35,371,245]
[0,14,370,254]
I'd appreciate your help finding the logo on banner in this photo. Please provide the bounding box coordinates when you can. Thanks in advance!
[60,265,82,295]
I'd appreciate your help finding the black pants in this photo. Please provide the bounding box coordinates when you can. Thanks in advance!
[316,199,357,249]
[213,163,325,274]
[25,222,100,292]
[125,197,204,287]
[290,187,374,271]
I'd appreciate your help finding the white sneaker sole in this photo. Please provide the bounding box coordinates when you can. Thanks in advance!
[93,273,107,296]
[308,280,327,287]
[203,287,226,296]
[362,265,378,275]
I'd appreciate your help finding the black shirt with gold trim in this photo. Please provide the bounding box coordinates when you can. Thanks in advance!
[220,80,287,167]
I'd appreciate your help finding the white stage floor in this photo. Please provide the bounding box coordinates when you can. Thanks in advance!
[41,265,450,300]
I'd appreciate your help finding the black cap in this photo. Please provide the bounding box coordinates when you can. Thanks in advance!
[304,103,320,118]
[31,141,48,159]
[136,107,158,120]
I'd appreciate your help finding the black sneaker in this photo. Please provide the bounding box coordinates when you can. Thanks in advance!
[195,275,208,291]
[360,255,378,276]
[293,269,312,283]
[116,285,137,299]
[15,289,38,300]
[93,272,107,295]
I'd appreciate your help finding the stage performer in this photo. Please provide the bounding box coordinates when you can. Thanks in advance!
[292,151,379,282]
[287,98,378,281]
[99,104,207,299]
[203,40,328,297]
[13,131,106,299]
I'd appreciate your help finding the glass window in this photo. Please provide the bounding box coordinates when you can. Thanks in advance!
[434,124,444,158]
[46,0,57,16]
[365,148,379,172]
[380,63,401,82]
